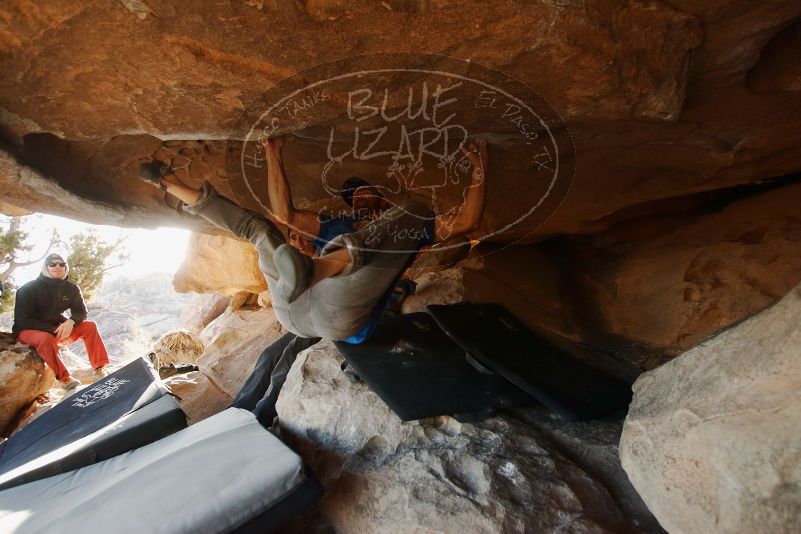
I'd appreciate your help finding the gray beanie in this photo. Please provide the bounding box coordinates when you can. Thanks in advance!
[41,253,69,279]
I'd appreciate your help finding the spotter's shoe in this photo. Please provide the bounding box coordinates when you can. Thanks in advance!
[60,377,80,391]
[93,366,107,379]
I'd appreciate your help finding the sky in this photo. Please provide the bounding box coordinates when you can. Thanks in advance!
[7,213,191,285]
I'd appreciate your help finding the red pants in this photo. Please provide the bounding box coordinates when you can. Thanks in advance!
[18,321,110,382]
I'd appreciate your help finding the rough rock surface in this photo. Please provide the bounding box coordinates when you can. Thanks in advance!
[1,1,800,243]
[1,0,801,382]
[197,306,285,397]
[163,305,285,424]
[179,292,232,334]
[562,180,801,357]
[0,1,701,140]
[404,179,801,380]
[0,332,54,436]
[277,340,657,533]
[513,410,664,534]
[619,282,801,533]
[173,233,266,296]
[163,370,230,426]
[748,18,801,93]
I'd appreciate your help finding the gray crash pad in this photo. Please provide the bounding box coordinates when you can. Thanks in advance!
[0,408,321,534]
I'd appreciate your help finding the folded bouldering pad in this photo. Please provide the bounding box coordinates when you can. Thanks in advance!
[0,357,186,490]
[0,408,322,534]
[428,303,633,420]
[334,312,534,421]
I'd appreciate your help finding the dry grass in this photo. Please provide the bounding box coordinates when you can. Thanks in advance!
[151,329,205,367]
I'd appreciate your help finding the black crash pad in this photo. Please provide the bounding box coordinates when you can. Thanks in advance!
[428,303,633,421]
[0,357,186,490]
[335,313,533,421]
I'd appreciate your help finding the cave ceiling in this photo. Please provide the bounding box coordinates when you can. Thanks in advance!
[1,0,800,242]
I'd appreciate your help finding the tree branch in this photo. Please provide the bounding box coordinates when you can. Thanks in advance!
[0,222,59,283]
[101,263,125,273]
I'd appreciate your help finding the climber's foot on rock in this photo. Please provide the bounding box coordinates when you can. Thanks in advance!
[137,161,176,191]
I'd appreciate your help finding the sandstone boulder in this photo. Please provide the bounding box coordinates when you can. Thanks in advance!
[0,332,54,436]
[619,282,801,533]
[277,340,654,533]
[403,179,801,381]
[179,293,232,334]
[163,371,230,426]
[565,180,801,358]
[173,233,266,296]
[198,306,286,398]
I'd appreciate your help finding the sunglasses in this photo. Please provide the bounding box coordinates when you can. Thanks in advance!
[48,262,67,268]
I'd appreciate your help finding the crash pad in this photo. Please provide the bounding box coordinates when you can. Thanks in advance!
[0,357,185,490]
[334,312,533,421]
[428,302,633,420]
[0,408,322,534]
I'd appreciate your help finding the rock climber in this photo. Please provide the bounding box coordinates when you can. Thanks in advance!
[138,137,487,342]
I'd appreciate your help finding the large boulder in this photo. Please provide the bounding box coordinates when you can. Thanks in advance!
[197,306,286,397]
[173,233,266,296]
[0,332,54,436]
[619,282,801,533]
[276,340,657,533]
[179,293,232,334]
[404,179,801,381]
[564,180,801,358]
[163,371,230,426]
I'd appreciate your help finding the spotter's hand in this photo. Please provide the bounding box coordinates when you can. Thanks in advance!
[54,319,75,340]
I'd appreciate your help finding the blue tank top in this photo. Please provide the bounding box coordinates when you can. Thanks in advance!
[311,215,358,252]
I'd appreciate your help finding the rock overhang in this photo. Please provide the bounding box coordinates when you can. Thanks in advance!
[1,1,798,244]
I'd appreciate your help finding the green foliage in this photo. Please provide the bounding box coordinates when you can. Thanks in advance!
[0,280,14,314]
[0,217,127,312]
[0,218,29,313]
[66,230,128,302]
[0,219,32,276]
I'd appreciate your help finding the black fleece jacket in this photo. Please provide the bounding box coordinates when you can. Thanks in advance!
[12,275,88,337]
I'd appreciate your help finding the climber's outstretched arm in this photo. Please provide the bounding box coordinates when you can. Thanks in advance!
[261,138,320,238]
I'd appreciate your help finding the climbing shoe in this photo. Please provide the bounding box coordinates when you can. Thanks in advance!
[137,161,173,190]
